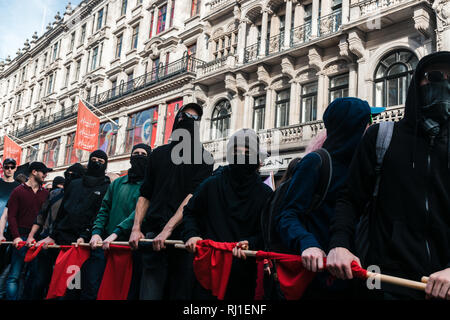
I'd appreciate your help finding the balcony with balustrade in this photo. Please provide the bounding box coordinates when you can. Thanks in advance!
[8,56,206,140]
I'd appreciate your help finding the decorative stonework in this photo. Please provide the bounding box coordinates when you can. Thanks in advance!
[324,60,348,76]
[413,5,434,38]
[281,56,295,78]
[433,0,450,50]
[296,69,317,82]
[257,64,271,86]
[347,29,366,59]
[307,46,323,71]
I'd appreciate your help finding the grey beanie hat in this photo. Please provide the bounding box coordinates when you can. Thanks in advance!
[226,128,267,164]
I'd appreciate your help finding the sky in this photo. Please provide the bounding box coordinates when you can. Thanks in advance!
[0,0,83,61]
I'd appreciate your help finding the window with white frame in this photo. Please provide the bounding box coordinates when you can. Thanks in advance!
[301,81,318,123]
[329,73,349,103]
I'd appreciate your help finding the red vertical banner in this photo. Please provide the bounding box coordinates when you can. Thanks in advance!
[3,136,22,166]
[164,99,182,144]
[0,163,3,178]
[74,100,100,152]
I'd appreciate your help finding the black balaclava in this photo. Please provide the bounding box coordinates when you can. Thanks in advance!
[64,163,85,188]
[52,176,65,190]
[420,79,450,139]
[128,143,152,183]
[226,129,263,180]
[87,150,108,177]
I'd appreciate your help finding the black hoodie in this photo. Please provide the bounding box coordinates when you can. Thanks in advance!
[133,107,214,235]
[49,175,110,244]
[330,51,450,298]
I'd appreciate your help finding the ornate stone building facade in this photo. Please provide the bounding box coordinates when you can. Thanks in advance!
[0,0,448,179]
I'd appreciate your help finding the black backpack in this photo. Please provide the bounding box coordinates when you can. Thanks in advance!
[261,148,333,254]
[354,121,394,267]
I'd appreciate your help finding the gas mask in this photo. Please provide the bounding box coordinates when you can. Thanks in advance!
[420,79,450,137]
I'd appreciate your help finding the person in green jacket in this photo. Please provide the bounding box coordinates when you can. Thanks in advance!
[81,143,152,300]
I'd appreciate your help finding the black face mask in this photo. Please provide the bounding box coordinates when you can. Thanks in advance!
[229,154,260,179]
[420,81,450,135]
[128,155,148,183]
[64,172,82,189]
[87,160,106,177]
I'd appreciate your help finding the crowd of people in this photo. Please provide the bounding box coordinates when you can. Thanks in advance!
[0,51,449,301]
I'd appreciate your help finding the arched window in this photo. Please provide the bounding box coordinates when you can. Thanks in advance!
[374,50,418,108]
[210,99,231,140]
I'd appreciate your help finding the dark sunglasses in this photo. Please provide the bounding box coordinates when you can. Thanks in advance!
[423,70,450,83]
[181,112,200,121]
[3,165,16,170]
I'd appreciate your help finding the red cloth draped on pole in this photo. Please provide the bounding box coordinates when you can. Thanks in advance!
[73,100,100,152]
[97,245,133,300]
[193,240,237,300]
[46,246,91,299]
[24,243,45,262]
[255,251,368,300]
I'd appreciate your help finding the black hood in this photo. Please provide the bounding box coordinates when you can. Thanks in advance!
[402,51,450,128]
[322,97,371,164]
[402,51,450,169]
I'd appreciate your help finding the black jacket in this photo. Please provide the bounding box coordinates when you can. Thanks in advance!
[330,51,450,298]
[50,175,110,244]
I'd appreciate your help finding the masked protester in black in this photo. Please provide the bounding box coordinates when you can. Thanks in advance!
[115,103,214,300]
[328,51,450,300]
[23,163,85,300]
[37,150,110,299]
[80,143,152,300]
[183,129,273,300]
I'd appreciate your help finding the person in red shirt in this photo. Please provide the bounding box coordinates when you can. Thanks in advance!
[5,162,51,300]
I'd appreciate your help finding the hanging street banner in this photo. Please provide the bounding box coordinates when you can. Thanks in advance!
[74,100,100,152]
[3,136,23,166]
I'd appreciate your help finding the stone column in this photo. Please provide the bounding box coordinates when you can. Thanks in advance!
[295,3,305,28]
[242,94,253,128]
[316,73,327,120]
[237,19,249,64]
[155,103,167,147]
[342,0,350,25]
[284,0,293,49]
[57,134,68,167]
[311,0,319,38]
[348,63,358,97]
[166,0,173,30]
[289,81,301,125]
[116,115,128,155]
[264,89,273,129]
[37,142,45,162]
[151,7,159,36]
[259,9,270,58]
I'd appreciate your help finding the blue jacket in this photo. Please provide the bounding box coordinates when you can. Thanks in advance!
[275,97,372,254]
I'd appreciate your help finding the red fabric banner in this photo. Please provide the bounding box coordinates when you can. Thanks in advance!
[193,240,237,300]
[255,251,368,300]
[3,136,22,166]
[74,100,100,152]
[46,246,91,299]
[97,245,133,300]
[255,251,317,300]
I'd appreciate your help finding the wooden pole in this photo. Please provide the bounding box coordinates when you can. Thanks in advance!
[366,271,426,291]
[1,240,428,292]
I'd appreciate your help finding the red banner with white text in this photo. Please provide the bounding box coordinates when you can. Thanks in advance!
[74,100,100,152]
[3,136,22,166]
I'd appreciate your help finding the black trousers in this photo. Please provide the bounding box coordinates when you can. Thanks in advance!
[139,232,195,300]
